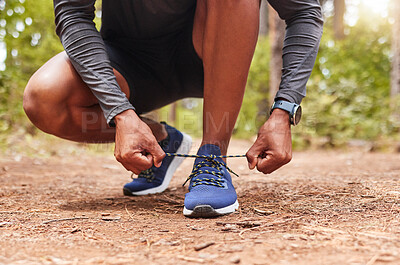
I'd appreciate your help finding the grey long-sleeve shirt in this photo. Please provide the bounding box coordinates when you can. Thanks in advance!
[53,0,323,125]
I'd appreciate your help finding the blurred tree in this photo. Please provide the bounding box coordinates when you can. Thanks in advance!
[391,0,400,98]
[169,102,177,125]
[0,0,63,135]
[268,6,285,106]
[333,0,345,39]
[259,0,268,37]
[299,18,395,147]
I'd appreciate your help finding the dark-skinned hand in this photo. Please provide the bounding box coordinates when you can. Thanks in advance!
[114,110,165,174]
[246,109,292,174]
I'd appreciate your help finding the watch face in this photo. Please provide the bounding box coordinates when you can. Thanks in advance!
[294,105,302,125]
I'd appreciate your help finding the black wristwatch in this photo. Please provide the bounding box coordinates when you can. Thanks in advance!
[270,100,302,126]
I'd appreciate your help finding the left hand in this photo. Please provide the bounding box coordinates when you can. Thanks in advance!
[246,109,293,174]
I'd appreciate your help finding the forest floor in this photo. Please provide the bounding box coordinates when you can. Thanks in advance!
[1,138,400,265]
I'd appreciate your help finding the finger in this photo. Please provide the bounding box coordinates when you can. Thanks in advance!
[131,152,153,169]
[246,142,263,170]
[130,167,142,175]
[119,152,152,174]
[147,140,166,168]
[256,155,281,174]
[119,162,142,175]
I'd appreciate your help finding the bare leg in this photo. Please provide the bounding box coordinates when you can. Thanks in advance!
[23,52,167,143]
[193,0,260,155]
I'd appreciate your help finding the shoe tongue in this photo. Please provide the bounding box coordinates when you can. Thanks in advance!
[195,144,224,165]
[197,144,222,156]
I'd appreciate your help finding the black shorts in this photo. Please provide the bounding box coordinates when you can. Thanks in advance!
[103,2,204,115]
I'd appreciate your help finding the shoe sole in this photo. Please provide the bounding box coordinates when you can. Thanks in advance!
[124,132,192,196]
[183,200,239,218]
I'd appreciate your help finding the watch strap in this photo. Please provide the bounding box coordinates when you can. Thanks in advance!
[270,100,297,116]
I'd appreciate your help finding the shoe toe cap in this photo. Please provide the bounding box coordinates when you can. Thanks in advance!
[123,179,157,192]
[184,189,237,210]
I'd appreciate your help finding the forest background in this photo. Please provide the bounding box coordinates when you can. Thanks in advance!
[0,0,399,153]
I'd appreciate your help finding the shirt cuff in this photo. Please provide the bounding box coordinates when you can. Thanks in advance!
[274,90,304,105]
[106,103,136,127]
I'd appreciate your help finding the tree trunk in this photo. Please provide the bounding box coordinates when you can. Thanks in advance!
[333,0,345,40]
[169,102,177,126]
[268,6,285,107]
[391,0,400,98]
[259,0,269,37]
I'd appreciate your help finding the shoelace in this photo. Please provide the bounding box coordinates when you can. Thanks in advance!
[140,168,155,181]
[165,153,245,187]
[131,153,245,186]
[130,168,155,183]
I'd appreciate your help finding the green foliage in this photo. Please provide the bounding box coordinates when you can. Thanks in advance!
[0,0,63,140]
[0,0,398,151]
[294,17,399,147]
[233,17,399,147]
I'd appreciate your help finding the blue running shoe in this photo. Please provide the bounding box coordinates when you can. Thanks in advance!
[183,144,239,217]
[123,122,192,196]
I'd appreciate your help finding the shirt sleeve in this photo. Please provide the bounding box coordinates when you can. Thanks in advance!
[53,0,134,126]
[267,0,324,104]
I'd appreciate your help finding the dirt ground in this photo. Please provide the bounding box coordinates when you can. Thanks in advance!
[1,138,400,265]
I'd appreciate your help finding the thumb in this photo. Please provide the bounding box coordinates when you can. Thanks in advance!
[246,144,262,170]
[147,140,166,167]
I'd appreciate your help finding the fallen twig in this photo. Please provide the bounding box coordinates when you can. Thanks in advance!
[253,208,274,215]
[239,225,266,239]
[158,195,182,205]
[366,254,380,265]
[238,216,305,239]
[194,242,215,251]
[42,217,89,224]
[125,205,135,221]
[216,221,261,228]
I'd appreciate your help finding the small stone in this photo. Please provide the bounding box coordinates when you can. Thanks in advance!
[361,195,375,198]
[230,256,241,264]
[282,234,296,240]
[101,216,120,221]
[70,228,81,234]
[0,222,11,227]
[221,224,238,232]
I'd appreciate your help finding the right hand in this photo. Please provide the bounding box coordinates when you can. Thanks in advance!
[113,110,165,174]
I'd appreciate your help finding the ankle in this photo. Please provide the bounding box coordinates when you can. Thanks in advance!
[156,125,168,142]
[200,141,228,156]
[140,117,168,142]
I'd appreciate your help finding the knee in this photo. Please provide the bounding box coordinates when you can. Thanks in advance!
[23,71,65,131]
[24,72,48,121]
